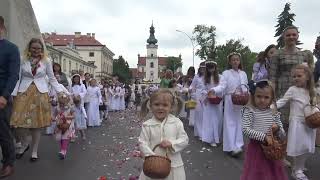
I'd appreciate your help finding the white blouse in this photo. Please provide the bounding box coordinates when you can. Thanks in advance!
[212,69,248,95]
[276,86,310,121]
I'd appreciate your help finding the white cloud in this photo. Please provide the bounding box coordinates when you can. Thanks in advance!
[30,0,320,73]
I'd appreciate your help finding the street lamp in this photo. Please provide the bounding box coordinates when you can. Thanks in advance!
[176,29,195,67]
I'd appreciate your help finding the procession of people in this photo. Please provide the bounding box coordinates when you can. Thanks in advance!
[1,12,320,180]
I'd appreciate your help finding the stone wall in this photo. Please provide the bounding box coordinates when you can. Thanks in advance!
[0,0,42,54]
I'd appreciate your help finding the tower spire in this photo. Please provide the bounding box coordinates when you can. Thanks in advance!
[147,21,158,45]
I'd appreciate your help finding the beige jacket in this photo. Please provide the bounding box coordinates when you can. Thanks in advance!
[139,114,189,167]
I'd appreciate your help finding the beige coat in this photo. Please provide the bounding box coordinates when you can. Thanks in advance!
[139,114,189,168]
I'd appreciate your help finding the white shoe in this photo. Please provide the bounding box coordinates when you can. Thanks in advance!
[292,170,309,180]
[210,143,217,147]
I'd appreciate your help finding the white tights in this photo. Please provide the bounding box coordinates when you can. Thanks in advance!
[16,128,41,158]
[292,154,310,171]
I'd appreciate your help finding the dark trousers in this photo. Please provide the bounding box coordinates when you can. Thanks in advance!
[0,99,15,167]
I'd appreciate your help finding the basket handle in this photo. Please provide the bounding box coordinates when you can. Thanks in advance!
[152,144,170,157]
[303,104,320,116]
[234,84,249,93]
[303,104,320,111]
[265,126,276,145]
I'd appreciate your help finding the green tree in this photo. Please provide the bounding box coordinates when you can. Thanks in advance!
[215,39,257,77]
[193,25,217,60]
[166,56,183,72]
[274,3,301,48]
[113,55,131,83]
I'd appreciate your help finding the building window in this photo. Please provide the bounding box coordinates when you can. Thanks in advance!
[76,63,78,70]
[150,62,154,68]
[142,67,144,72]
[151,53,154,57]
[63,59,66,72]
[69,61,71,73]
[86,67,89,73]
[89,52,94,57]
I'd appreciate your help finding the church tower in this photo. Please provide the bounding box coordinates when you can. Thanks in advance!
[145,22,159,81]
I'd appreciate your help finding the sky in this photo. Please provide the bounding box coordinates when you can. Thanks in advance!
[30,0,320,73]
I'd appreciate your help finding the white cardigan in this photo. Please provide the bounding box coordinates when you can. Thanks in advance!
[12,58,62,96]
[139,114,189,167]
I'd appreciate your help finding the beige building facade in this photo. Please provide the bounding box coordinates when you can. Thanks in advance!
[43,32,114,80]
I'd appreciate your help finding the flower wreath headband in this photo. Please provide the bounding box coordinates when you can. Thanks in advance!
[227,52,241,60]
[205,58,217,65]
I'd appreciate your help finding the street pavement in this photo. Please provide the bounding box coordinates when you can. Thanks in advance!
[7,109,320,180]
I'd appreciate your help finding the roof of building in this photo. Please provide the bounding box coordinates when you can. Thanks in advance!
[43,32,104,46]
[130,68,145,78]
[138,56,171,66]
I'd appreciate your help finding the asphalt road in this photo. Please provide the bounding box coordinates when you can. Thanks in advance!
[6,109,320,180]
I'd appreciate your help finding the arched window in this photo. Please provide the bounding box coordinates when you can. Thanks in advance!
[150,62,154,68]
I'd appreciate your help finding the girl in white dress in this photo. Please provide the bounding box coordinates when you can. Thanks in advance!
[212,52,248,156]
[201,60,223,147]
[275,64,316,180]
[189,62,206,139]
[70,74,87,121]
[114,84,121,111]
[139,89,189,180]
[87,79,103,127]
[108,84,115,111]
[73,95,87,140]
[120,85,126,110]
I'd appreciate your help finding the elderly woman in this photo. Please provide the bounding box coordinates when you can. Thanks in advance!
[11,38,63,162]
[269,26,314,130]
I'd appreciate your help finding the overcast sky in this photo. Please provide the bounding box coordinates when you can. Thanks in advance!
[30,0,320,73]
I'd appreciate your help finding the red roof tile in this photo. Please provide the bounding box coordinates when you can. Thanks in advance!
[43,33,104,46]
[130,68,145,78]
[138,56,170,66]
[138,57,146,66]
[158,57,168,66]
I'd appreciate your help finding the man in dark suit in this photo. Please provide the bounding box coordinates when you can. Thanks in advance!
[0,16,20,178]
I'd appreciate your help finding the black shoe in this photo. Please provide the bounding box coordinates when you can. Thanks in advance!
[58,152,65,160]
[16,145,29,159]
[29,156,38,162]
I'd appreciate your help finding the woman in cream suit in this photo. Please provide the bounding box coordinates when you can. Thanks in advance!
[11,38,63,162]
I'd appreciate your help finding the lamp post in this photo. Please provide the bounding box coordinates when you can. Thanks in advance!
[176,29,195,67]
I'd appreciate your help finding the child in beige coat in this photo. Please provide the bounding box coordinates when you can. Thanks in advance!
[138,89,189,180]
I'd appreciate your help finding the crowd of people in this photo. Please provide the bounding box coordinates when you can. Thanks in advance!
[1,13,320,180]
[137,26,320,180]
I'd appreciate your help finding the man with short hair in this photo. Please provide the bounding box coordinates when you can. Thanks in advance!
[0,16,20,178]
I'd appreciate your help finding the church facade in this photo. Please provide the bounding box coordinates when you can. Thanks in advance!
[134,23,182,83]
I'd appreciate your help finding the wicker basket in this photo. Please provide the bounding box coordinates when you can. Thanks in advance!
[143,144,171,179]
[56,113,70,134]
[207,91,222,104]
[185,100,197,109]
[261,129,287,160]
[231,84,249,106]
[304,105,320,129]
[57,123,70,134]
